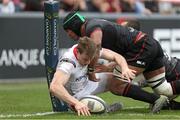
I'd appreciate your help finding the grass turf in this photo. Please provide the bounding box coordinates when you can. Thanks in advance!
[0,79,180,119]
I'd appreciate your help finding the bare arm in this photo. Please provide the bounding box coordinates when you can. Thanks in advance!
[100,48,136,80]
[95,62,117,73]
[50,71,78,105]
[50,70,90,116]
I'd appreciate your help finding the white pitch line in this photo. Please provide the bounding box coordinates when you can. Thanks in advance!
[123,106,180,118]
[1,108,180,119]
[114,113,180,118]
[125,106,145,109]
[0,112,56,118]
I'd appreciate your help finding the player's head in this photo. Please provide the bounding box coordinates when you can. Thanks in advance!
[63,11,86,37]
[77,37,96,66]
[121,19,141,31]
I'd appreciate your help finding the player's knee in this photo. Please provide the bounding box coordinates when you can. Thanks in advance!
[147,73,173,97]
[154,81,173,97]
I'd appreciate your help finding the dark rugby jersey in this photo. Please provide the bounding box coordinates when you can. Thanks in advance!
[84,19,141,55]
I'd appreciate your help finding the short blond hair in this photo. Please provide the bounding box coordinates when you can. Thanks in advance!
[77,37,97,59]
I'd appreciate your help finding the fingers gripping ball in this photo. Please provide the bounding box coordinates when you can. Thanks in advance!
[79,95,107,114]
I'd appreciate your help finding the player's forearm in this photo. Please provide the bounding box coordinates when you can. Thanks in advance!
[100,48,129,71]
[100,62,117,72]
[114,55,129,71]
[51,84,79,106]
[106,62,117,71]
[50,72,80,106]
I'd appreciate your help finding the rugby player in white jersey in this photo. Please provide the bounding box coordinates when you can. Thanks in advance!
[50,37,168,116]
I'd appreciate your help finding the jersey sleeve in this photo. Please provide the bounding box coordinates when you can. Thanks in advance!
[56,58,76,74]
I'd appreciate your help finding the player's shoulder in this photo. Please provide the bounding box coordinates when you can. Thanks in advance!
[88,18,109,24]
[63,45,77,58]
[59,45,78,68]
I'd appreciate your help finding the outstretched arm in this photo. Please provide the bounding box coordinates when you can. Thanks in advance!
[100,48,136,81]
[50,70,90,116]
[95,62,117,73]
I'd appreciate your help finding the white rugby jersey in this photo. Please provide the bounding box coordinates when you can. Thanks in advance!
[56,45,89,95]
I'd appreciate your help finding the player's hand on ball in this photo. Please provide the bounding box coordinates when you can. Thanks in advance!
[74,102,91,116]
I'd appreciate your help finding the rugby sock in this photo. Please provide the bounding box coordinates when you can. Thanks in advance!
[123,83,159,104]
[170,80,180,94]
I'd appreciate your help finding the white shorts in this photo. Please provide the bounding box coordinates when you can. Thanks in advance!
[73,73,109,100]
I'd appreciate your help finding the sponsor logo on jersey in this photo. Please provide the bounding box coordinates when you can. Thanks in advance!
[136,60,146,66]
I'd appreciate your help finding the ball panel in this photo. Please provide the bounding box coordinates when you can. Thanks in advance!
[80,95,107,113]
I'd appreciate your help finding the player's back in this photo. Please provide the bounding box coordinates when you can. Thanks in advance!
[85,19,140,55]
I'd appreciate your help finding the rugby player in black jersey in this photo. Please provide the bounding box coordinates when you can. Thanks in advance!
[62,12,175,113]
[120,19,180,110]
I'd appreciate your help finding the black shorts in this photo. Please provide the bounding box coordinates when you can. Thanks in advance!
[124,35,164,72]
[166,59,180,82]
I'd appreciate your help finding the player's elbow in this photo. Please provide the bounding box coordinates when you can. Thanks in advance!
[49,82,59,95]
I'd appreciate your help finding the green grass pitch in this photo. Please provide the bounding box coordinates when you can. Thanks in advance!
[1,79,180,119]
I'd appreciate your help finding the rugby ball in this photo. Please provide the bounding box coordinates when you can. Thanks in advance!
[79,95,107,114]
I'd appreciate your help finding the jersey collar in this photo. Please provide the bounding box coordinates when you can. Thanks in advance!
[73,46,78,60]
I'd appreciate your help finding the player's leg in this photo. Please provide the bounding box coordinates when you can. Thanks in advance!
[167,60,180,96]
[134,59,180,110]
[144,67,173,97]
[108,74,168,113]
[134,38,173,97]
[145,68,180,97]
[114,64,166,105]
[131,73,148,87]
[73,73,109,99]
[143,56,180,97]
[133,67,180,110]
[73,73,123,112]
[113,64,168,113]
